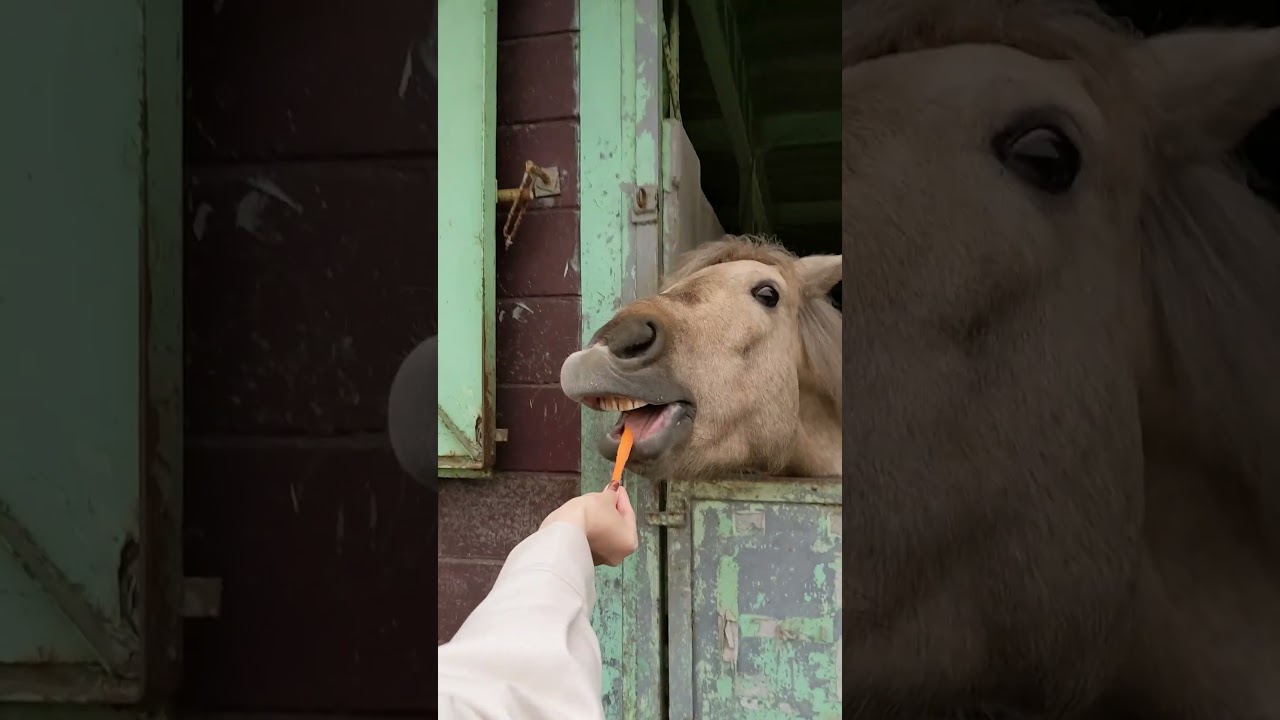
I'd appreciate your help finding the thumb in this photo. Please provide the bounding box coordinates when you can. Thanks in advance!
[615,486,635,520]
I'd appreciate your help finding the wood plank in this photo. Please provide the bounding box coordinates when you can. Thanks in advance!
[687,0,772,233]
[687,111,840,151]
[716,200,840,226]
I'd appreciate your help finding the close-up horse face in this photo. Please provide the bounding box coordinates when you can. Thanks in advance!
[835,2,1280,714]
[560,242,842,481]
[842,41,1148,365]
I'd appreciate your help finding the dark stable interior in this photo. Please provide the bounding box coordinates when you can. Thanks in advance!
[677,1,1280,313]
[1104,0,1280,206]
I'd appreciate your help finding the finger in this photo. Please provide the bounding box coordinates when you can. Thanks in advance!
[615,486,636,520]
[596,485,619,506]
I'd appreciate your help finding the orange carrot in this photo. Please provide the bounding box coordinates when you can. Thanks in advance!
[611,425,634,489]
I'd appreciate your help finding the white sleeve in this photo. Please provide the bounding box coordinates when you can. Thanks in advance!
[438,522,605,720]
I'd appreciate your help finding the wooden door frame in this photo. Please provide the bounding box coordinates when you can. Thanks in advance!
[578,0,667,717]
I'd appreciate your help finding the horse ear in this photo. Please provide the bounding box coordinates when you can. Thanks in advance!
[795,254,842,298]
[1126,27,1280,163]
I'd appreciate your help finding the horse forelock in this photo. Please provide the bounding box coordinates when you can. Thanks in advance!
[663,235,843,412]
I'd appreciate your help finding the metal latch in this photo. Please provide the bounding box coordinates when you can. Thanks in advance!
[647,497,688,527]
[497,161,561,248]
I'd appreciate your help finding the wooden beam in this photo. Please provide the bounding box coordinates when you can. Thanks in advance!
[687,111,840,151]
[717,200,839,227]
[687,0,771,234]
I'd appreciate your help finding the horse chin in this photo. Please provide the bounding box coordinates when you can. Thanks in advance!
[595,401,696,479]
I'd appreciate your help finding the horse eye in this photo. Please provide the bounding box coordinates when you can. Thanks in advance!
[752,283,779,308]
[992,124,1080,195]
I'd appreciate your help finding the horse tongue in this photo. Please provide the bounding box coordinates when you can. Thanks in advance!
[621,405,666,441]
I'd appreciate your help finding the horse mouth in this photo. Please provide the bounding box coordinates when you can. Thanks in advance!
[583,395,697,467]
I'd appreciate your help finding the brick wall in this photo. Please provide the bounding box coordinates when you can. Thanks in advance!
[437,0,584,643]
[181,0,584,715]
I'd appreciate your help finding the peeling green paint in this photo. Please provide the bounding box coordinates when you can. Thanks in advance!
[437,0,497,473]
[579,1,665,717]
[678,485,842,719]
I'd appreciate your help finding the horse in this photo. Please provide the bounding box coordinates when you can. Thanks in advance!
[559,236,842,480]
[836,0,1280,717]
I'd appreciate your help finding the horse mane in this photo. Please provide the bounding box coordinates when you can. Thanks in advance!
[663,235,843,417]
[844,0,1280,538]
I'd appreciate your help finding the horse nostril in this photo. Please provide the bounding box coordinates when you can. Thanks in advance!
[607,318,664,364]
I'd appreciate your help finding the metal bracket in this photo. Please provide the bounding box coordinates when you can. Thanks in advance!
[629,184,660,225]
[497,161,561,248]
[647,496,688,527]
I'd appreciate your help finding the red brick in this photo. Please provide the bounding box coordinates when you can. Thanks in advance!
[496,209,580,297]
[439,560,501,644]
[496,386,581,473]
[183,441,438,712]
[438,473,579,559]
[497,121,579,208]
[184,162,436,435]
[497,297,581,385]
[498,34,578,125]
[499,0,578,38]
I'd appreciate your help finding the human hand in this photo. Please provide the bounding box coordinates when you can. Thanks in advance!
[540,484,639,566]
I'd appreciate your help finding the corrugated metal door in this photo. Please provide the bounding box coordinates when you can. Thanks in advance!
[0,0,182,710]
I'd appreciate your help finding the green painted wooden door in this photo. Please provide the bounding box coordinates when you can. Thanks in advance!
[667,480,842,719]
[437,0,498,477]
[0,0,182,708]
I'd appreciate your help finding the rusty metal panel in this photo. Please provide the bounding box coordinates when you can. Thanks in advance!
[668,480,842,719]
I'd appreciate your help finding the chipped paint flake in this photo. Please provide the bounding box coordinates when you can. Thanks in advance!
[193,202,213,242]
[246,176,303,214]
[689,498,842,718]
[235,191,268,236]
[511,301,533,323]
[398,45,414,98]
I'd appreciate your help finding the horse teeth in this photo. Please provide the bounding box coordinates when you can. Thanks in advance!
[596,395,648,412]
